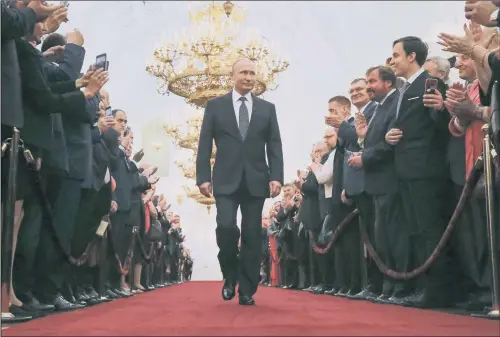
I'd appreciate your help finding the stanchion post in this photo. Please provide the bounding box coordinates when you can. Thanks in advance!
[1,129,20,314]
[482,124,500,319]
[129,226,139,292]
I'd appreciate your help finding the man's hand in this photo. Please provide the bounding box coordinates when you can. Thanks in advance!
[445,96,480,121]
[341,189,353,205]
[347,152,363,168]
[147,175,159,185]
[133,149,145,162]
[66,29,84,46]
[269,181,281,198]
[75,68,95,89]
[97,116,115,133]
[385,128,403,145]
[27,1,64,21]
[465,1,497,27]
[142,166,158,177]
[325,115,344,128]
[42,45,65,58]
[43,6,68,33]
[283,198,294,209]
[354,114,368,139]
[83,68,109,99]
[199,182,212,198]
[110,201,118,214]
[423,89,444,110]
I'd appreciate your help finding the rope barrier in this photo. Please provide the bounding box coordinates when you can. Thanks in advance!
[308,209,360,255]
[359,164,481,280]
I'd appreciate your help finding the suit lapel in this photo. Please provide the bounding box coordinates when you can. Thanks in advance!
[245,94,260,140]
[397,71,427,123]
[223,92,243,141]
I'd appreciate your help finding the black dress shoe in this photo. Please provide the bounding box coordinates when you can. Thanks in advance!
[85,286,99,299]
[387,295,406,306]
[324,288,338,296]
[113,288,132,297]
[335,288,349,297]
[53,296,85,311]
[1,312,32,324]
[372,294,391,304]
[9,305,45,319]
[348,288,378,300]
[65,294,87,306]
[222,280,236,301]
[238,295,255,306]
[74,287,90,302]
[312,284,326,295]
[22,295,55,313]
[105,289,119,299]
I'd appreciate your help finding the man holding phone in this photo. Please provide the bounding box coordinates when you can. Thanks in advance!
[385,36,450,309]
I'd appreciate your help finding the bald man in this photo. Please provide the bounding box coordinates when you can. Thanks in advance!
[196,58,284,305]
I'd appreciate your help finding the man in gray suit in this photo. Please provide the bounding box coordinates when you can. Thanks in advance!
[196,58,284,305]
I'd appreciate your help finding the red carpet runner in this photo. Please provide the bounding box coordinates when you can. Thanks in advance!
[2,281,499,336]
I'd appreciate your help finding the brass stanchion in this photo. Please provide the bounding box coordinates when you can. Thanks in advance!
[472,125,500,320]
[1,129,31,323]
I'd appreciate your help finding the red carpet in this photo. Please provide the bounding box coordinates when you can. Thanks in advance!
[2,282,499,336]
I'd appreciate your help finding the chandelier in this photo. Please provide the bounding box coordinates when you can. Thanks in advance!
[146,1,290,108]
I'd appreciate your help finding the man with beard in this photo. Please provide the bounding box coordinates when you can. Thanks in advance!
[350,66,402,303]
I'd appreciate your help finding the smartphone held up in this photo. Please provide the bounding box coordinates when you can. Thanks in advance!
[425,78,438,95]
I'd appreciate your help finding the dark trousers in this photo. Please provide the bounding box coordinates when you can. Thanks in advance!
[451,183,490,293]
[35,175,82,299]
[109,211,133,288]
[215,180,265,297]
[70,185,111,288]
[399,178,449,297]
[334,219,362,293]
[357,192,381,293]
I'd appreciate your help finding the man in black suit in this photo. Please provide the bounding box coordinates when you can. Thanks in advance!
[196,58,284,305]
[1,0,63,322]
[385,36,450,308]
[349,66,402,303]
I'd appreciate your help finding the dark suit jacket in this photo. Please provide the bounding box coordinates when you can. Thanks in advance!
[390,70,450,180]
[337,101,378,152]
[45,43,85,82]
[1,3,37,128]
[196,92,284,197]
[15,39,87,152]
[91,127,120,191]
[42,45,90,178]
[299,170,321,230]
[362,90,399,196]
[330,149,355,227]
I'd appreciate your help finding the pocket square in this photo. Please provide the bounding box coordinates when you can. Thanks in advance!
[407,96,420,101]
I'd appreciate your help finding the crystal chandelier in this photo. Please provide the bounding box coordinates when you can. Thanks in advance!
[146,1,290,108]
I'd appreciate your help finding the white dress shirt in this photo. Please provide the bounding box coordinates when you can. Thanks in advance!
[359,101,372,115]
[232,89,253,127]
[311,149,336,199]
[406,67,425,86]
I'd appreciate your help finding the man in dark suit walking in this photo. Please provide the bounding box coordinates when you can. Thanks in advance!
[196,58,284,305]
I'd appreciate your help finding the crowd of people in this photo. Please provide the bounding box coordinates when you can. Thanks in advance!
[1,0,193,324]
[259,1,500,314]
